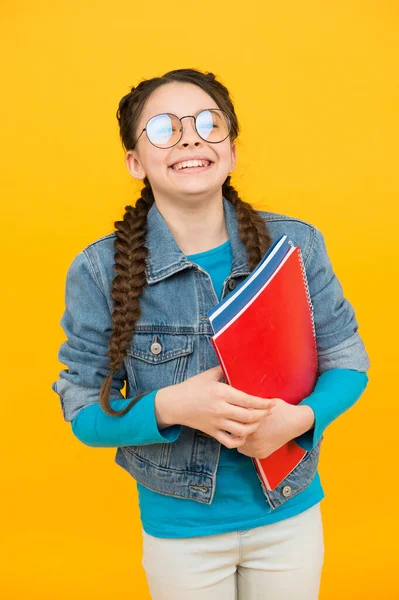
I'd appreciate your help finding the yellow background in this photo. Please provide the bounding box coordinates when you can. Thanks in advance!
[1,1,397,598]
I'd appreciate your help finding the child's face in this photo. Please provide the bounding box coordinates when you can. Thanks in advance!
[125,81,237,204]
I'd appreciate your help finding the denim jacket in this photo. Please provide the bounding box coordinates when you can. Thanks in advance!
[52,196,370,509]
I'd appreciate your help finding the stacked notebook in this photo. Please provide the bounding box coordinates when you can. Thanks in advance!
[207,234,318,491]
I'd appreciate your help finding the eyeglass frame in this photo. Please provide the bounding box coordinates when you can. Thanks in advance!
[131,108,232,150]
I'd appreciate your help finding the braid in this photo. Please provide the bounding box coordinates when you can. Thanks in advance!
[106,69,274,417]
[99,177,154,416]
[222,176,272,270]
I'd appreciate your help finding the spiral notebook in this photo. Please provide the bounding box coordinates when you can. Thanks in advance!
[207,234,319,491]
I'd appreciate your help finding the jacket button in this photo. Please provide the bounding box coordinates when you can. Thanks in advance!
[282,485,292,497]
[189,485,209,493]
[227,279,236,290]
[150,341,162,355]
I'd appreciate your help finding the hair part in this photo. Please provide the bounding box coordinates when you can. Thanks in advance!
[100,68,272,416]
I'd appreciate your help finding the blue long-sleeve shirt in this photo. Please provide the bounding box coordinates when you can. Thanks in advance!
[71,239,369,538]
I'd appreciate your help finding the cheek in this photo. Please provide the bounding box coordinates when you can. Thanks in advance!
[219,150,235,172]
[142,150,167,173]
[220,142,235,164]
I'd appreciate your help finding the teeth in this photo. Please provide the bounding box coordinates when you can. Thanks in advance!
[172,159,210,170]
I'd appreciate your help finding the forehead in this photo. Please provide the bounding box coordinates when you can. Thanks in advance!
[139,82,220,124]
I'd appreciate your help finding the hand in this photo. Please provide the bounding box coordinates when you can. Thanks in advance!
[156,366,276,450]
[237,398,315,459]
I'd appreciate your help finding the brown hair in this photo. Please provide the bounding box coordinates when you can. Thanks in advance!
[99,68,272,416]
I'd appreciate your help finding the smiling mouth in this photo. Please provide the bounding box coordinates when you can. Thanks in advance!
[169,162,214,173]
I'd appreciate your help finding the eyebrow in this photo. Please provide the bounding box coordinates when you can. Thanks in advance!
[146,108,217,121]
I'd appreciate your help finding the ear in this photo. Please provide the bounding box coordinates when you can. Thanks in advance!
[230,142,237,172]
[125,150,146,180]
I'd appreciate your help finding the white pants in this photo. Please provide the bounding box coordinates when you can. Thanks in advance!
[141,502,324,600]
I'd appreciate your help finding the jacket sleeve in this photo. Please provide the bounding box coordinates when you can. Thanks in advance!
[293,227,371,450]
[51,249,181,445]
[304,227,370,374]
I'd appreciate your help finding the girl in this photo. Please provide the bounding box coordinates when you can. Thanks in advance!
[52,68,370,600]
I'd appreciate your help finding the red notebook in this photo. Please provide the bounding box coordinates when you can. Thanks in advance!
[208,240,318,491]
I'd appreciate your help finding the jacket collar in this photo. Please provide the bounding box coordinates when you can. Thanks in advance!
[145,195,251,284]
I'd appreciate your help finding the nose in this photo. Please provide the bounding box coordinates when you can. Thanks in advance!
[178,115,203,146]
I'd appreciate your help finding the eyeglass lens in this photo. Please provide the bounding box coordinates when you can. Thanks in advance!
[146,110,230,148]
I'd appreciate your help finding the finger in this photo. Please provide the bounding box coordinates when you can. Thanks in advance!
[228,406,271,424]
[221,419,260,438]
[207,366,225,380]
[218,430,246,449]
[227,389,276,410]
[237,449,252,457]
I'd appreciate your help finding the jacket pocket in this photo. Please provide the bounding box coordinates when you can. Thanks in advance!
[125,331,195,396]
[264,434,324,509]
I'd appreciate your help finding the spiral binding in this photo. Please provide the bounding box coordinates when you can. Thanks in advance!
[288,239,318,371]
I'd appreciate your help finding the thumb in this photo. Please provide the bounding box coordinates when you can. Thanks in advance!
[207,365,225,381]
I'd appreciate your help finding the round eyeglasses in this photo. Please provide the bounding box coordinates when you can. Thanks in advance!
[132,109,231,149]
